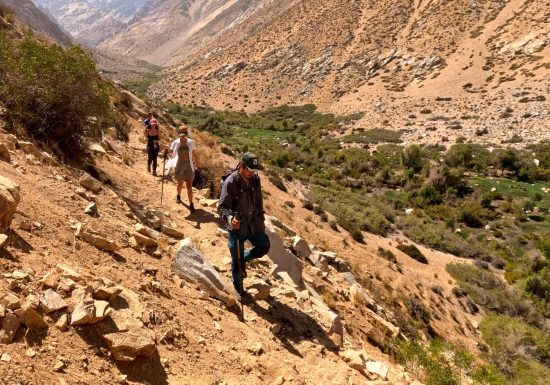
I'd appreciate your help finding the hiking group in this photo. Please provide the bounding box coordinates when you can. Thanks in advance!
[143,113,270,298]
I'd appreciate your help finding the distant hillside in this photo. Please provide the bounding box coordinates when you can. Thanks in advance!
[152,0,549,147]
[98,0,265,66]
[0,0,72,45]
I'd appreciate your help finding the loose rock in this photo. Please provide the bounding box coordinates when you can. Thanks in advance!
[0,313,20,343]
[0,176,20,232]
[15,304,48,329]
[39,289,67,313]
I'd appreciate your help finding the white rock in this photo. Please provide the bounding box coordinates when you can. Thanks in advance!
[265,218,303,287]
[39,289,67,313]
[366,361,390,380]
[340,349,367,372]
[171,238,236,307]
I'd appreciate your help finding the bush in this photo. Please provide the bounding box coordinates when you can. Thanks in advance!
[0,34,110,155]
[480,315,550,381]
[266,169,287,192]
[397,244,428,264]
[377,246,398,263]
[446,263,533,317]
[525,268,550,302]
[460,201,485,228]
[538,236,550,259]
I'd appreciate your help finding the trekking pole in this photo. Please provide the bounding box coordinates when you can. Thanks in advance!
[235,214,245,320]
[160,150,167,206]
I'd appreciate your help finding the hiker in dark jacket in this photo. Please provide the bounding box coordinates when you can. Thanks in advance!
[218,153,270,295]
[144,112,160,176]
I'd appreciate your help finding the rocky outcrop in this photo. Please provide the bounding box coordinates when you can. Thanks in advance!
[171,238,236,307]
[265,218,304,288]
[0,176,20,232]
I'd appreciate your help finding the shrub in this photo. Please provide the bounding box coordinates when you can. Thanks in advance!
[446,263,533,317]
[480,315,550,380]
[266,169,287,192]
[0,34,110,155]
[538,236,550,259]
[377,247,398,263]
[397,244,428,264]
[525,268,550,302]
[460,201,485,228]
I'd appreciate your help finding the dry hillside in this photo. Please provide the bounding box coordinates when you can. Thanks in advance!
[154,0,549,147]
[0,88,487,384]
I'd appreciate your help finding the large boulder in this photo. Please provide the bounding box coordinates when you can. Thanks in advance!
[0,176,20,232]
[265,218,303,288]
[171,238,235,307]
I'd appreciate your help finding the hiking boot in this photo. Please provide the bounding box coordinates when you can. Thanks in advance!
[176,195,182,204]
[152,169,157,177]
[147,165,151,173]
[190,203,195,212]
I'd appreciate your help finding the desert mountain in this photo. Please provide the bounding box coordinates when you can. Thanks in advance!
[98,0,267,66]
[0,0,72,45]
[154,0,549,147]
[32,0,145,46]
[34,0,265,65]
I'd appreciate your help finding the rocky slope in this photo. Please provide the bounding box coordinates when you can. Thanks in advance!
[153,0,549,147]
[0,89,486,384]
[0,0,72,45]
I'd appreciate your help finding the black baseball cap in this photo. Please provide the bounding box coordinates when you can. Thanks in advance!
[241,152,260,171]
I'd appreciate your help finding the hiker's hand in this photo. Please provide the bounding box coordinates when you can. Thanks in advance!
[231,216,241,230]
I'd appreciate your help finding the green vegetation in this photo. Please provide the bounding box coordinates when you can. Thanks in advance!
[122,65,163,100]
[156,93,549,385]
[395,339,506,385]
[0,31,112,154]
[479,315,550,385]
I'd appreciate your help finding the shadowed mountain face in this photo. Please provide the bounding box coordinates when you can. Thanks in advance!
[32,0,147,46]
[0,0,72,45]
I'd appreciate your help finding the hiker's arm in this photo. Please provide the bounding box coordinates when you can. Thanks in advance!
[257,178,265,226]
[218,181,234,228]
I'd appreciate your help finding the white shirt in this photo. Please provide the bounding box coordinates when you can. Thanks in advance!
[169,137,196,171]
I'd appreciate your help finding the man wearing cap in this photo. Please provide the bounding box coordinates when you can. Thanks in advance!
[218,152,270,296]
[170,127,198,211]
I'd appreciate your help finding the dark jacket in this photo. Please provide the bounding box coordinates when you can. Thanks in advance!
[218,171,265,237]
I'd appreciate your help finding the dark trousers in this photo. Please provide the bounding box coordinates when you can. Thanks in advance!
[147,140,159,171]
[228,230,270,293]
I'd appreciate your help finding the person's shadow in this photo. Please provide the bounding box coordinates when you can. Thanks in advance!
[247,296,340,358]
[181,205,218,229]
